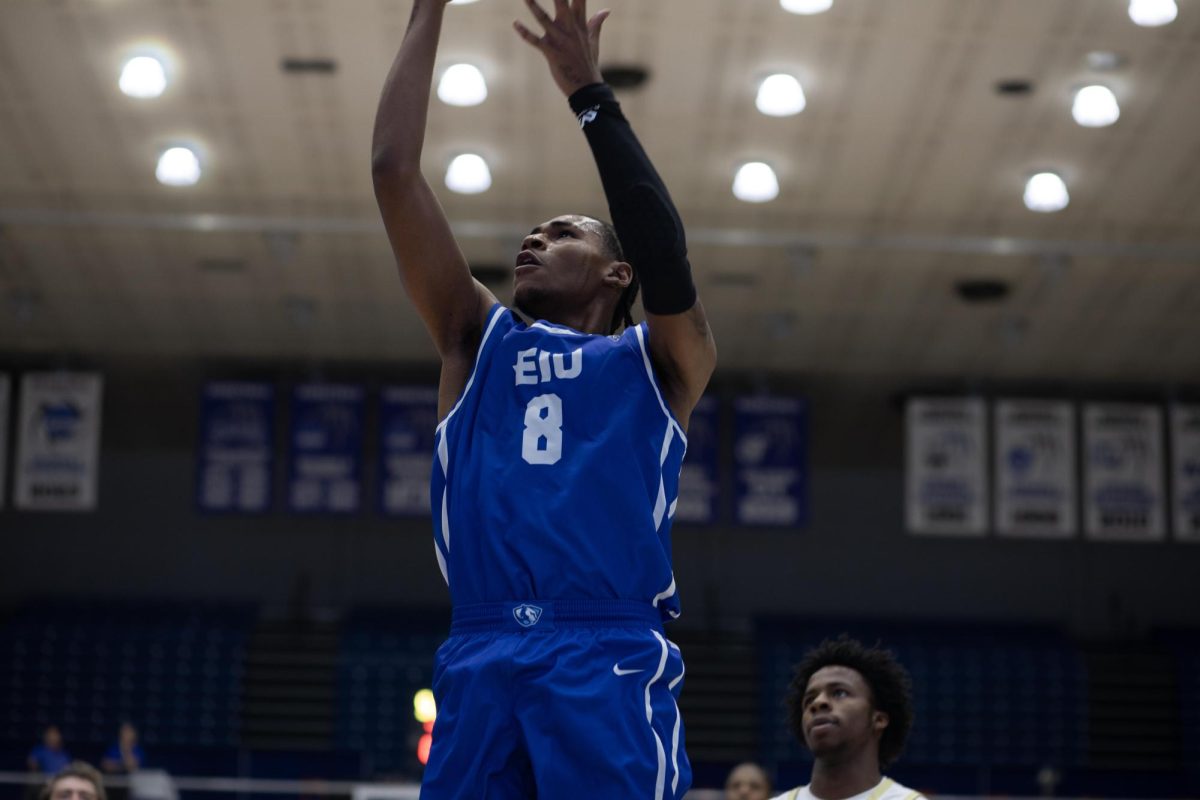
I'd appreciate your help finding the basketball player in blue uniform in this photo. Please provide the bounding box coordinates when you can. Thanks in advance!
[371,1,716,797]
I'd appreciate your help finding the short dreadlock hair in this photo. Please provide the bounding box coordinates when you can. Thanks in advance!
[578,215,639,334]
[785,635,914,770]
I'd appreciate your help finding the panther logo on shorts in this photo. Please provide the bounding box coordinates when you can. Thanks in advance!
[512,603,544,628]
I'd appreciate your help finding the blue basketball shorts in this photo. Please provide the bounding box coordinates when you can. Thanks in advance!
[420,599,691,799]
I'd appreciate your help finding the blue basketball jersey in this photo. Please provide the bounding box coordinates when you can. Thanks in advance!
[430,304,687,620]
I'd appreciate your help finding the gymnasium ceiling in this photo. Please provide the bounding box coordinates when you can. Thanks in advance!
[1,0,1198,382]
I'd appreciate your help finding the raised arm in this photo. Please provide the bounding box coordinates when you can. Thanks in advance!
[514,0,717,426]
[372,0,497,412]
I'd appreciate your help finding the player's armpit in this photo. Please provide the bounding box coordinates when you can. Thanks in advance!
[645,302,717,427]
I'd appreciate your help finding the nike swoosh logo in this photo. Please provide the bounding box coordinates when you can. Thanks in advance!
[612,664,644,676]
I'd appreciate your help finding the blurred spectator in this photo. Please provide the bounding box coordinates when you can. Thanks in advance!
[101,723,145,774]
[39,762,106,800]
[28,726,72,775]
[725,761,772,800]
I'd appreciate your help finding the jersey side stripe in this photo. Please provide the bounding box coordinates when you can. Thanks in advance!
[436,303,505,434]
[668,654,685,795]
[653,478,667,530]
[658,423,675,464]
[633,324,687,446]
[652,575,677,609]
[647,631,670,800]
[433,540,448,585]
[440,489,451,552]
[437,427,449,473]
[433,304,503,588]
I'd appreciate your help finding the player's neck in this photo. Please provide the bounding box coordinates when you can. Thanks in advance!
[808,753,882,800]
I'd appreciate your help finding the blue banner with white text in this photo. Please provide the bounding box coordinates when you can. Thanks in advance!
[288,383,365,514]
[197,382,275,513]
[733,395,808,527]
[379,386,440,516]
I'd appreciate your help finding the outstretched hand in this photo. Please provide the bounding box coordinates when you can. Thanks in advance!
[514,0,609,97]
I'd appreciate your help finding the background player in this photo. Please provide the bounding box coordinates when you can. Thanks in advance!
[371,0,716,797]
[771,637,924,800]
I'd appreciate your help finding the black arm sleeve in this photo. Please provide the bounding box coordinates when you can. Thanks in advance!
[568,82,697,315]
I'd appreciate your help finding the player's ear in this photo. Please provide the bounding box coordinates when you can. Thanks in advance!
[872,710,889,735]
[603,260,633,290]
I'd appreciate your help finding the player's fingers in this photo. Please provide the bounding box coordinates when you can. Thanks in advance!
[512,20,543,49]
[588,9,610,49]
[524,0,554,30]
[553,0,572,21]
[571,0,587,26]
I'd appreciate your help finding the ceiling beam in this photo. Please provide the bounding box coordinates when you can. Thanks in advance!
[3,207,1199,261]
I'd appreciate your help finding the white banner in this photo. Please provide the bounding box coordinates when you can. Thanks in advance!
[906,397,988,536]
[15,372,104,511]
[1083,403,1164,541]
[994,400,1076,538]
[0,373,9,509]
[1171,404,1200,542]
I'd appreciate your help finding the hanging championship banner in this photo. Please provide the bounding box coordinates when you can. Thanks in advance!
[0,373,9,509]
[288,383,365,514]
[733,396,807,527]
[1170,405,1200,542]
[14,372,103,511]
[675,395,719,525]
[906,397,988,536]
[994,400,1076,538]
[1083,403,1164,541]
[379,386,439,516]
[197,382,275,513]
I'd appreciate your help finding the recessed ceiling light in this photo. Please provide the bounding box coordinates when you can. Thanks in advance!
[732,162,779,203]
[1072,85,1120,127]
[1023,172,1069,213]
[780,0,833,15]
[955,279,1011,304]
[119,55,167,98]
[994,79,1034,96]
[756,73,806,116]
[156,146,201,186]
[600,65,650,90]
[445,153,491,194]
[281,58,337,74]
[1128,0,1177,26]
[437,63,487,106]
[449,0,481,4]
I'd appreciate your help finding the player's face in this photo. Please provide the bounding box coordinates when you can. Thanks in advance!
[724,763,771,800]
[801,666,887,761]
[45,727,63,749]
[512,215,617,320]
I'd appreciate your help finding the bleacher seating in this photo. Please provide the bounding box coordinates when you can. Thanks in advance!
[0,601,253,758]
[1157,629,1200,774]
[9,601,1198,793]
[335,608,447,777]
[758,618,1088,770]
